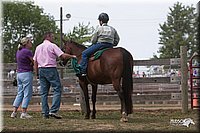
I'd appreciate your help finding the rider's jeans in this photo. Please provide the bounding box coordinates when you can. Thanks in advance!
[79,42,113,73]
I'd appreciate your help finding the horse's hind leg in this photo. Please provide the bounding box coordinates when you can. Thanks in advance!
[91,84,97,119]
[112,79,128,122]
[79,80,91,119]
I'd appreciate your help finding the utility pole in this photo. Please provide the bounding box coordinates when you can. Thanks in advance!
[59,7,71,48]
[60,7,63,48]
[58,7,71,79]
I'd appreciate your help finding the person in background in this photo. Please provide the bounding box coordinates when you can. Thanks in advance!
[10,36,34,119]
[33,32,76,119]
[79,12,120,76]
[142,72,146,77]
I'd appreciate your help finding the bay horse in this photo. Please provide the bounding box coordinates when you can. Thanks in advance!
[62,39,133,122]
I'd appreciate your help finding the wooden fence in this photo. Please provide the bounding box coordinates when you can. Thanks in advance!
[2,47,189,110]
[2,60,183,106]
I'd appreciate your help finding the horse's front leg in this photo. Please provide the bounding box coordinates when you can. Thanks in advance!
[91,84,97,119]
[79,80,91,119]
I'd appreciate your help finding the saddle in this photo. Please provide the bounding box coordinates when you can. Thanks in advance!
[71,48,110,75]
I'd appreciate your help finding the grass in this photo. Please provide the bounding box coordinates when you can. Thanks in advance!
[2,109,199,133]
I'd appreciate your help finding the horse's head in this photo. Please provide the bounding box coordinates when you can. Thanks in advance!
[60,40,73,66]
[60,39,86,66]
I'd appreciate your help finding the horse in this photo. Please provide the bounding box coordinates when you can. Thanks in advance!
[7,69,16,79]
[62,39,133,122]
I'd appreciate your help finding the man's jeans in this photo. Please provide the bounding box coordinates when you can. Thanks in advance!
[39,67,62,116]
[13,72,33,109]
[79,43,113,73]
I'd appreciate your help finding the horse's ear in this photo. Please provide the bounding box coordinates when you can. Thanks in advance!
[62,39,65,44]
[61,35,67,44]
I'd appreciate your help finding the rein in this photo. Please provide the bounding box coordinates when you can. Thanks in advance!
[76,53,82,59]
[65,44,82,59]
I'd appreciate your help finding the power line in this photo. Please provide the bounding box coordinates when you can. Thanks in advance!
[70,16,195,23]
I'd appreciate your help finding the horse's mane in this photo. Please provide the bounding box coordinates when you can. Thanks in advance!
[65,40,87,50]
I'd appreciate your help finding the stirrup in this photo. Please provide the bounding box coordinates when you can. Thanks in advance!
[81,73,87,76]
[76,73,87,77]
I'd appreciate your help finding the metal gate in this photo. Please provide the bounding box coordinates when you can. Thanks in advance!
[189,53,200,109]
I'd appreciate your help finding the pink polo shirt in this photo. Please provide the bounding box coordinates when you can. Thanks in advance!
[33,40,64,67]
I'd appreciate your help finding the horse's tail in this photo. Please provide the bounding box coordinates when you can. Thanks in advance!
[121,48,133,114]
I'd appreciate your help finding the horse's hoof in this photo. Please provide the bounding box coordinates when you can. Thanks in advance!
[120,117,128,122]
[84,116,90,119]
[91,115,96,119]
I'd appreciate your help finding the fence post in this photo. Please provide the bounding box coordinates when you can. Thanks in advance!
[198,1,200,55]
[180,46,188,113]
[79,88,87,115]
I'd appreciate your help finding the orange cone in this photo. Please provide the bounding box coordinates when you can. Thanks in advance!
[193,93,198,107]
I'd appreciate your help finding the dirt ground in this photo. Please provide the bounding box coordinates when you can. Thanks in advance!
[2,107,199,133]
[2,104,183,112]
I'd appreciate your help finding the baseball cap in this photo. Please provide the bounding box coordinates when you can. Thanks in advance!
[20,37,32,45]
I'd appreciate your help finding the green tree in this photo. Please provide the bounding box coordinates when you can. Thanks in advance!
[2,1,58,63]
[3,2,95,63]
[158,2,197,58]
[65,22,94,46]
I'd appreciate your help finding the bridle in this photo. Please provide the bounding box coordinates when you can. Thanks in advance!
[64,43,82,59]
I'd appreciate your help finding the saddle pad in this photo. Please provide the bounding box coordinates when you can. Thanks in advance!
[71,58,81,74]
[93,48,110,60]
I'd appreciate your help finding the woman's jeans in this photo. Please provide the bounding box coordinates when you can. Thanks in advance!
[39,67,62,116]
[13,72,33,109]
[79,42,113,73]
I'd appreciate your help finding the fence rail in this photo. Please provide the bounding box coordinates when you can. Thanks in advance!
[2,56,184,107]
[3,93,187,105]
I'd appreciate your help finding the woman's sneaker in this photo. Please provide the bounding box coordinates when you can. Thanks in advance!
[20,113,32,119]
[10,112,17,118]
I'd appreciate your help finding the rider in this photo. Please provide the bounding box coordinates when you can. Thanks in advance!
[79,12,120,76]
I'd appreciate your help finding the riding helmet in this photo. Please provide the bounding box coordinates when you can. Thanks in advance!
[98,13,109,23]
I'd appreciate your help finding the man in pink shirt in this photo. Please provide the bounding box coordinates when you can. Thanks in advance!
[33,32,76,119]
